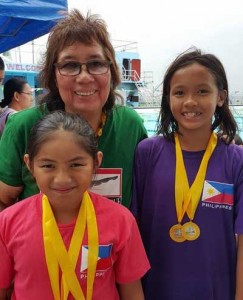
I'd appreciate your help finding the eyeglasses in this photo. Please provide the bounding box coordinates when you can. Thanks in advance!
[21,91,33,96]
[54,60,112,76]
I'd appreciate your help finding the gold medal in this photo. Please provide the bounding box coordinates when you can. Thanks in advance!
[181,221,200,241]
[173,133,217,243]
[169,224,186,243]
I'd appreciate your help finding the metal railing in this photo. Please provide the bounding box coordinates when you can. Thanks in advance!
[121,66,162,107]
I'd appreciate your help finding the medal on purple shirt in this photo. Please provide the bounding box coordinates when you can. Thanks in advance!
[170,133,217,242]
[181,221,200,241]
[169,223,186,242]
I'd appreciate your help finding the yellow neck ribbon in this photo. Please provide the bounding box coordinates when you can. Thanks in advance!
[96,112,106,137]
[42,191,98,300]
[174,132,217,223]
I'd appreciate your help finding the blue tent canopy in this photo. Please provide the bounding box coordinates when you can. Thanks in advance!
[0,0,68,53]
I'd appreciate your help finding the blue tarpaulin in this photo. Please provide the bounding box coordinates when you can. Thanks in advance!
[0,0,68,53]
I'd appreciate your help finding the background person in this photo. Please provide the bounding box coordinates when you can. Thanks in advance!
[0,56,4,86]
[0,77,33,136]
[0,56,5,110]
[0,9,147,211]
[0,111,150,300]
[131,48,243,299]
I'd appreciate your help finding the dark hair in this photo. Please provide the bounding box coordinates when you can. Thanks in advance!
[27,111,99,167]
[157,48,237,144]
[234,133,243,145]
[0,77,28,108]
[0,57,4,71]
[39,9,121,113]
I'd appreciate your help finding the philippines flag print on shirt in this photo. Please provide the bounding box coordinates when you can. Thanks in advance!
[202,180,234,205]
[80,244,113,273]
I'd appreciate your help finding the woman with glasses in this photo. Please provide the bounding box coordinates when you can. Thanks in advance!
[0,9,147,210]
[0,77,33,136]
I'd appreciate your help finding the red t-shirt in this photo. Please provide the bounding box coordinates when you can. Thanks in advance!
[0,192,150,299]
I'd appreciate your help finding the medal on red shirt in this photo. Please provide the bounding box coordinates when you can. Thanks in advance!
[169,133,217,242]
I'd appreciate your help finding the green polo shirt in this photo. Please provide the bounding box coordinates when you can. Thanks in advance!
[0,105,147,208]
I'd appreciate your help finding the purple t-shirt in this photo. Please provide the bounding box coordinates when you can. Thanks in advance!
[131,136,243,300]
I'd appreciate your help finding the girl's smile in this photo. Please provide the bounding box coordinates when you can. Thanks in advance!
[55,42,111,118]
[169,63,225,136]
[25,130,102,210]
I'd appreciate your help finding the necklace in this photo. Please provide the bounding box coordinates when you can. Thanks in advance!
[169,132,217,242]
[42,192,98,300]
[96,112,106,137]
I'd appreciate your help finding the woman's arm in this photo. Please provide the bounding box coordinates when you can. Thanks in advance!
[236,234,243,299]
[118,279,144,300]
[0,181,23,211]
